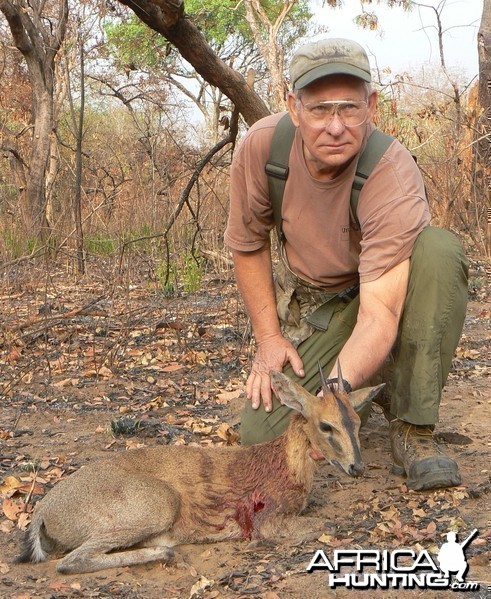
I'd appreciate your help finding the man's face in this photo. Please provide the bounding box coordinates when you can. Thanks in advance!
[287,75,377,180]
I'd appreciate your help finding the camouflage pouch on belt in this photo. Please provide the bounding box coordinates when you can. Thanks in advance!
[274,249,342,347]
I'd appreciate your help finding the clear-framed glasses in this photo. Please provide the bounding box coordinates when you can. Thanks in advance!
[299,100,368,128]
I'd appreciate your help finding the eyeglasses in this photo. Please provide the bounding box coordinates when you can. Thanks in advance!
[299,100,369,128]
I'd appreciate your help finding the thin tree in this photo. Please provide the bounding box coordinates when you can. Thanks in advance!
[70,24,86,275]
[477,0,490,255]
[242,0,298,111]
[0,0,69,242]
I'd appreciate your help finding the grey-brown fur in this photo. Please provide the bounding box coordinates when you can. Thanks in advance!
[17,370,383,574]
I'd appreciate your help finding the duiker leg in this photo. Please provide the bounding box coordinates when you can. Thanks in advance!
[49,475,181,573]
[256,513,327,545]
[56,530,175,574]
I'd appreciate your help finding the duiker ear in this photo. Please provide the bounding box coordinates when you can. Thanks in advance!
[269,371,313,417]
[349,383,385,412]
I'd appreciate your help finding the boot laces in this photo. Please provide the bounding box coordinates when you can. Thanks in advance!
[391,418,434,450]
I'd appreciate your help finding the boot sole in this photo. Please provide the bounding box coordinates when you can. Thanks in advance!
[392,456,461,490]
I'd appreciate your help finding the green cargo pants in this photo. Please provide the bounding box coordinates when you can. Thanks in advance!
[240,227,469,445]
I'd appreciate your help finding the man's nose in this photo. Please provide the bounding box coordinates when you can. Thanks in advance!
[325,112,346,134]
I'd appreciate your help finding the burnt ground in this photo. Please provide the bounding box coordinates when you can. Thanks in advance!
[0,257,489,599]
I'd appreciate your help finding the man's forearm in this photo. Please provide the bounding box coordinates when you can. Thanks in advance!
[331,259,410,388]
[231,246,281,343]
[333,313,399,388]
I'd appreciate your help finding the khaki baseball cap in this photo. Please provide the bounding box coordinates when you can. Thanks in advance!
[290,38,371,90]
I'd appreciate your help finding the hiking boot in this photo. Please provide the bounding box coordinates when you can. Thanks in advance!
[389,419,461,490]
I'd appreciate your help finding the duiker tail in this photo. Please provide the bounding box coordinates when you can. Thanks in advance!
[16,515,48,564]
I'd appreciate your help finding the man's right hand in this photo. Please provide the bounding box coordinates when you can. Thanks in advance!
[246,334,305,412]
[230,247,304,411]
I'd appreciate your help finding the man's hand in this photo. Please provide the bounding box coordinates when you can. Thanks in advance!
[247,334,305,412]
[230,247,304,410]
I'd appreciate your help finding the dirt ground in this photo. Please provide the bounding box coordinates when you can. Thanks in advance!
[0,258,489,599]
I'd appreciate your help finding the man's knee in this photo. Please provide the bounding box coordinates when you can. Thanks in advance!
[411,226,468,279]
[406,226,468,312]
[240,400,292,445]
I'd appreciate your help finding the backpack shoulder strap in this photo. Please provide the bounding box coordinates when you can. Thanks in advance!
[265,113,296,241]
[265,115,396,236]
[351,129,395,229]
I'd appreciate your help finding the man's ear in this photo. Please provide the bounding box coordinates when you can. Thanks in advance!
[287,92,300,127]
[367,89,378,121]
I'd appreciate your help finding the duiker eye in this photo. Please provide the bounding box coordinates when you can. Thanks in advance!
[319,421,333,433]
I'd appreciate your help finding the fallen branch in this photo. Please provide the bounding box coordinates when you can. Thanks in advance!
[13,296,106,334]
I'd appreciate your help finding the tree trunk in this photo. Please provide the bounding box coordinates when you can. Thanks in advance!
[478,0,491,110]
[243,0,297,112]
[0,0,68,242]
[477,0,490,255]
[26,89,54,237]
[73,34,86,275]
[117,0,270,126]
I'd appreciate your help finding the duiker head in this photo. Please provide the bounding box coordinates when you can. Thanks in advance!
[270,365,384,477]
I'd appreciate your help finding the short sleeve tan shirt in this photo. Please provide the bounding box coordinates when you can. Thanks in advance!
[225,113,430,290]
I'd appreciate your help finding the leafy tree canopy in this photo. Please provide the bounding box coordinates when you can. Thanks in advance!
[186,0,312,47]
[104,0,313,74]
[104,17,171,72]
